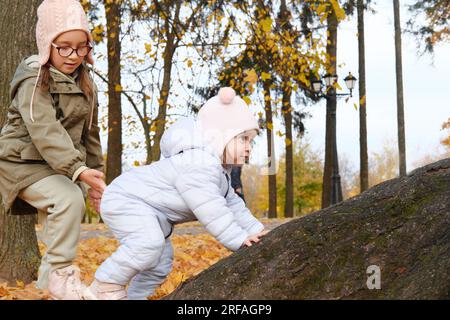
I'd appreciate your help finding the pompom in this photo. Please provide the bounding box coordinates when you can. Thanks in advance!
[218,87,236,104]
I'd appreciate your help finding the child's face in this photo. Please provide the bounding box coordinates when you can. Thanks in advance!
[49,30,90,75]
[223,130,257,166]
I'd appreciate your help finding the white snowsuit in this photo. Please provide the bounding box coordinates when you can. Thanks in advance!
[95,118,264,299]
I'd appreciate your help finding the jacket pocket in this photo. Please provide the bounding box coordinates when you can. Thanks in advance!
[20,144,44,161]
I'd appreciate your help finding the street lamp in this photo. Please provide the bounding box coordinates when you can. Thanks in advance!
[311,71,357,206]
[323,73,338,87]
[343,72,357,97]
[312,72,357,97]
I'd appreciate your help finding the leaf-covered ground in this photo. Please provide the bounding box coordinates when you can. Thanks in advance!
[0,218,291,300]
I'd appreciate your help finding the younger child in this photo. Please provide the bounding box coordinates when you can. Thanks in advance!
[84,87,268,300]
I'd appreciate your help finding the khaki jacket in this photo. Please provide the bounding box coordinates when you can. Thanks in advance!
[0,55,104,212]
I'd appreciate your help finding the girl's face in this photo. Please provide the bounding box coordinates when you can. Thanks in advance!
[49,30,90,75]
[223,130,258,166]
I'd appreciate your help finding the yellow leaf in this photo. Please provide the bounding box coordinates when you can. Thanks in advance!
[285,138,292,146]
[187,60,193,68]
[316,4,327,15]
[330,0,346,21]
[244,69,258,85]
[242,96,251,105]
[144,43,152,54]
[267,122,273,130]
[298,73,308,85]
[92,24,105,43]
[114,84,122,92]
[260,17,272,33]
[360,95,366,105]
[261,72,271,81]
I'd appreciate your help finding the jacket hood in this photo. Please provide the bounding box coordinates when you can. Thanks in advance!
[10,56,40,101]
[9,55,94,129]
[160,117,211,158]
[10,55,79,100]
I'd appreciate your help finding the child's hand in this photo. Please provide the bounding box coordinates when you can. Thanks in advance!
[79,169,106,193]
[241,229,269,248]
[88,188,102,213]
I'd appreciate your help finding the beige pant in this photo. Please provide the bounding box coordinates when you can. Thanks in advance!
[17,174,88,289]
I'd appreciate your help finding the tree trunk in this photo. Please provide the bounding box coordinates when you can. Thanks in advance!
[321,8,339,209]
[105,0,123,184]
[357,0,369,192]
[165,158,450,299]
[144,122,153,165]
[393,0,407,177]
[150,36,175,163]
[0,0,41,284]
[279,0,294,218]
[263,81,278,219]
[282,86,294,218]
[149,1,181,163]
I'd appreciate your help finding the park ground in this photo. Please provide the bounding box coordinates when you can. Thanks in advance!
[0,218,292,300]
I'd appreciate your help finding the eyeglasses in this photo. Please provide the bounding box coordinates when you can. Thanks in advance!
[51,43,93,58]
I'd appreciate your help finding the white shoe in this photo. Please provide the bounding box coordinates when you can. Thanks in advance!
[83,279,128,300]
[48,265,86,300]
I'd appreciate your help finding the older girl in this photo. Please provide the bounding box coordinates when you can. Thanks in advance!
[0,0,105,299]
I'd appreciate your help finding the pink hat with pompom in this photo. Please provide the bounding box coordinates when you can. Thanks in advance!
[36,0,94,66]
[197,87,259,157]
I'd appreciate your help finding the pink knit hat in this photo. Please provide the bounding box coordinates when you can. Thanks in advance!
[36,0,94,65]
[197,87,259,157]
[29,0,95,129]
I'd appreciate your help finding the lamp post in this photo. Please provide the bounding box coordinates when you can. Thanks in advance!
[312,72,357,206]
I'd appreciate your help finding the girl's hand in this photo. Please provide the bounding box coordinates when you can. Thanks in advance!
[242,229,269,248]
[88,188,102,213]
[79,169,106,193]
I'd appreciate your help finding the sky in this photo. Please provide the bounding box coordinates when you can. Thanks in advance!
[95,0,450,174]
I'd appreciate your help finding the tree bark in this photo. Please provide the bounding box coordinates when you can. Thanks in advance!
[282,85,294,218]
[393,0,407,177]
[105,0,123,184]
[149,35,175,163]
[278,0,294,218]
[166,158,450,299]
[0,0,41,284]
[357,0,369,192]
[263,81,278,219]
[149,1,180,163]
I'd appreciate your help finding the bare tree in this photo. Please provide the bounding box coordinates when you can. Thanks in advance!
[357,0,369,191]
[393,0,407,176]
[105,0,123,183]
